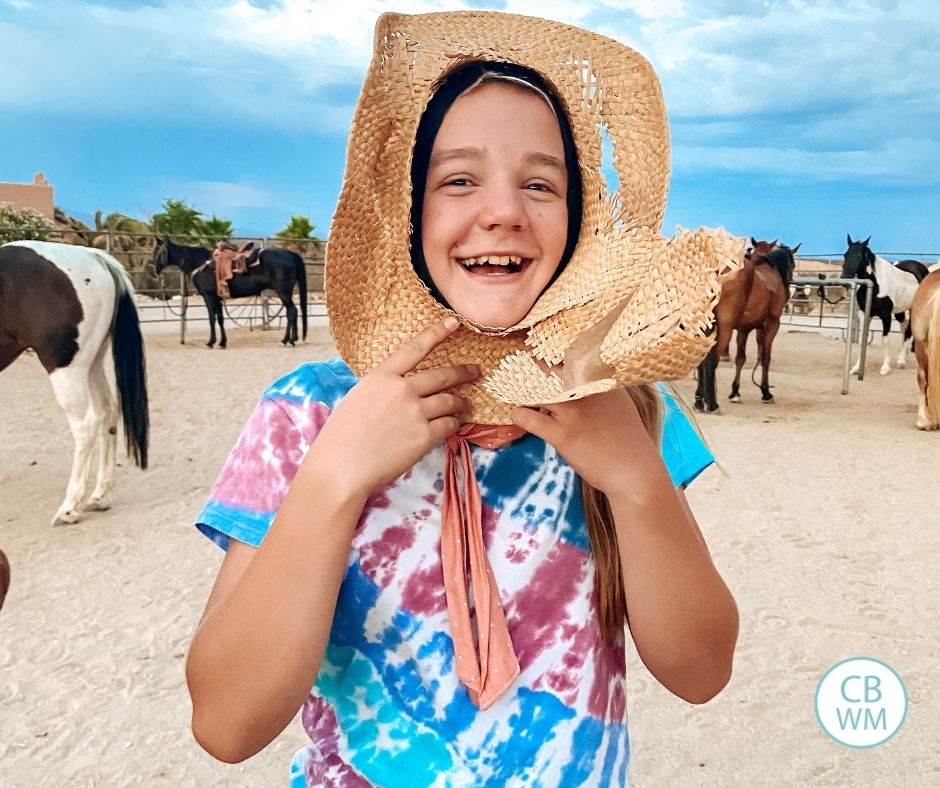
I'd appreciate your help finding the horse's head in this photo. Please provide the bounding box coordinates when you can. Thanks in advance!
[747,237,778,264]
[842,234,873,279]
[151,236,169,275]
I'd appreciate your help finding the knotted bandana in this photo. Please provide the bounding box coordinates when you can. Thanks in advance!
[441,423,525,709]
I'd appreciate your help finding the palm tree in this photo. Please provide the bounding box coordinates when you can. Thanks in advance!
[276,215,316,240]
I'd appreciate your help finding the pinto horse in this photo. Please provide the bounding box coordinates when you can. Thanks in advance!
[842,235,929,375]
[0,241,149,526]
[911,270,940,430]
[694,238,799,410]
[152,236,308,348]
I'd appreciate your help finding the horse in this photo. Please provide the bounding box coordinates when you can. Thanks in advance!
[841,235,930,375]
[152,236,308,348]
[0,241,149,526]
[694,238,799,410]
[911,270,940,430]
[0,548,9,611]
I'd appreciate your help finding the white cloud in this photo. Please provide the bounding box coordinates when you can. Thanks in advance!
[673,136,940,185]
[1,0,938,184]
[168,180,273,212]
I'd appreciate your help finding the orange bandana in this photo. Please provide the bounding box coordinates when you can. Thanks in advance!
[441,424,525,709]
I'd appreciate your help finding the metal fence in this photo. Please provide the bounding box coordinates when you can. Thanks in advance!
[6,228,327,335]
[783,252,939,333]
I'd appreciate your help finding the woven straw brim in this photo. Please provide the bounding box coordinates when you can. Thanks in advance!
[326,11,743,423]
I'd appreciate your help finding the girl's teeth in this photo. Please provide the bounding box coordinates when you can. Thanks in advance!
[459,255,524,267]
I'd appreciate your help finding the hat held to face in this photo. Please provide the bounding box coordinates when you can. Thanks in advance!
[326,10,744,424]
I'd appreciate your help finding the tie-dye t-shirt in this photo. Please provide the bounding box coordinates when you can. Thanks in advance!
[196,357,713,787]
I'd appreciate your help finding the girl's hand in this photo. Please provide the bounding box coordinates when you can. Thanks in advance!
[303,317,479,499]
[510,389,666,496]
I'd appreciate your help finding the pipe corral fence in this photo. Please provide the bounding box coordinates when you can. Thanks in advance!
[5,233,938,392]
[784,252,938,393]
[30,229,327,343]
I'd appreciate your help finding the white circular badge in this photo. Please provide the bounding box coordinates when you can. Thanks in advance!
[815,657,908,748]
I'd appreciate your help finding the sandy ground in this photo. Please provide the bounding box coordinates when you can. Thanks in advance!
[1,319,938,787]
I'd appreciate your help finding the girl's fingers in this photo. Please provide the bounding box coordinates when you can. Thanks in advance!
[427,415,462,443]
[510,406,557,442]
[378,317,460,376]
[422,391,470,421]
[409,363,479,397]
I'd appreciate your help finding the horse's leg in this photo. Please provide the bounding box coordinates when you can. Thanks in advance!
[282,301,298,346]
[895,312,909,369]
[879,314,892,375]
[216,298,228,349]
[730,329,748,402]
[694,360,705,411]
[702,345,719,411]
[86,345,118,511]
[202,292,218,348]
[915,337,934,430]
[48,366,102,525]
[760,320,780,402]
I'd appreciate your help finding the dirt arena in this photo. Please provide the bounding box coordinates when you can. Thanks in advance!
[2,320,938,786]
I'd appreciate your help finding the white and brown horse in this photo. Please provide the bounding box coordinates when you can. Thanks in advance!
[911,269,940,430]
[842,235,929,375]
[0,241,149,525]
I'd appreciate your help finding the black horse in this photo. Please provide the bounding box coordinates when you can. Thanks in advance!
[841,235,929,375]
[152,236,308,348]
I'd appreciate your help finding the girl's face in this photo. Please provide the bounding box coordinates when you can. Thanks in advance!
[421,81,569,329]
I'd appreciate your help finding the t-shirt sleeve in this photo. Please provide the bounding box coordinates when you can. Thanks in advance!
[194,360,354,550]
[657,385,714,488]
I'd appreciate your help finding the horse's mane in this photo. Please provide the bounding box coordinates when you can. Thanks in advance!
[765,246,794,288]
[164,237,211,262]
[750,241,793,288]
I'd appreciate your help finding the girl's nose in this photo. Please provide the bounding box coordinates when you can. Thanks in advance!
[477,181,528,231]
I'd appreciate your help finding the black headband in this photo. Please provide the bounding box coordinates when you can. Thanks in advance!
[409,61,584,309]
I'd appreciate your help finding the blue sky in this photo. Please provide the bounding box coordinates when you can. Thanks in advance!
[1,0,937,255]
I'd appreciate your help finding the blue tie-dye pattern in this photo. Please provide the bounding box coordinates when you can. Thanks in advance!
[265,356,358,409]
[195,498,272,549]
[484,688,576,784]
[557,717,603,785]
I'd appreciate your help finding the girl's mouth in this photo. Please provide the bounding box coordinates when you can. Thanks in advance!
[456,255,531,275]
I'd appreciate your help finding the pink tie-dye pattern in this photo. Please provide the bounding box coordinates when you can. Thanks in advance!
[210,399,330,514]
[301,696,372,787]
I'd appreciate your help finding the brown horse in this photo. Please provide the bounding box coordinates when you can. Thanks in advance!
[694,238,800,410]
[0,549,9,611]
[911,269,940,430]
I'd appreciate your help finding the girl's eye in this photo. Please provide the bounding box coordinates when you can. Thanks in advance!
[446,177,471,187]
[526,181,556,193]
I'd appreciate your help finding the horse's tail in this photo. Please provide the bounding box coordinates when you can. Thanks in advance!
[926,301,940,427]
[294,251,308,341]
[98,253,150,470]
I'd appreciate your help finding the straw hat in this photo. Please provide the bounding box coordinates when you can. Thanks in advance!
[326,10,743,424]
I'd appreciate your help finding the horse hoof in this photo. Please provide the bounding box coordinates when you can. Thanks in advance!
[917,419,939,431]
[85,496,112,512]
[206,342,214,348]
[761,397,775,404]
[729,395,741,403]
[879,368,891,376]
[52,511,81,527]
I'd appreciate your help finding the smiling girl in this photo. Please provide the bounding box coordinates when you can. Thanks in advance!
[186,12,738,787]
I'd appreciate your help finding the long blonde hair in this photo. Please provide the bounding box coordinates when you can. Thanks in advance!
[581,383,663,640]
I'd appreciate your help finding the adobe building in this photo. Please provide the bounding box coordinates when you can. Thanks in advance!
[0,172,55,218]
